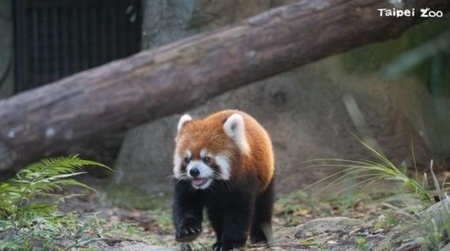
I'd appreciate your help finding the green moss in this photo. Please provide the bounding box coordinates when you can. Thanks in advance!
[355,236,369,251]
[105,184,171,210]
[373,214,399,231]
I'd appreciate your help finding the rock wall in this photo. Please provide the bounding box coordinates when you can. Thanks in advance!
[113,1,433,195]
[141,0,296,50]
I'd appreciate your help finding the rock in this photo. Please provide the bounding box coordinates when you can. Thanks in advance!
[273,215,415,250]
[377,198,450,250]
[113,116,176,195]
[116,243,177,251]
[440,242,450,251]
[86,240,178,251]
[272,226,297,246]
[141,0,296,50]
[294,217,367,251]
[294,217,364,238]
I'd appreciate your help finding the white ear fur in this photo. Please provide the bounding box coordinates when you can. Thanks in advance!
[223,114,250,155]
[177,114,192,132]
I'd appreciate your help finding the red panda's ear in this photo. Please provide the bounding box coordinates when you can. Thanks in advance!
[223,114,250,155]
[177,114,192,133]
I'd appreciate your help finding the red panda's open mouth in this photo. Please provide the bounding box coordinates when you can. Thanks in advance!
[192,178,209,187]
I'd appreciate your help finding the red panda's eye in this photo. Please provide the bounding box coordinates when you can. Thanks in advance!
[183,157,190,164]
[202,156,212,164]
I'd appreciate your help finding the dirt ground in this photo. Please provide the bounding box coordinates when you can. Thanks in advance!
[57,173,438,250]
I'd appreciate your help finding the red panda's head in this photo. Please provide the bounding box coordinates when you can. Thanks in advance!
[173,112,250,190]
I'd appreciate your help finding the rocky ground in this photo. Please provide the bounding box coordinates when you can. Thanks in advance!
[53,174,450,251]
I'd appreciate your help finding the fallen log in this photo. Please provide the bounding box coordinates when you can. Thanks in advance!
[1,0,449,172]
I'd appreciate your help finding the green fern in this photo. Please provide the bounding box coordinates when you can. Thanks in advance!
[0,155,110,250]
[0,155,108,220]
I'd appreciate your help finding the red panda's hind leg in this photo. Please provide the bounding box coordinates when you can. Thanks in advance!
[250,178,274,244]
[207,189,253,251]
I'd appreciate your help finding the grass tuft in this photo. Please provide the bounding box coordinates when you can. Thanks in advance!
[303,136,450,249]
[303,138,433,206]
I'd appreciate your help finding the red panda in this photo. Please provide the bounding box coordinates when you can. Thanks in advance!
[172,109,275,251]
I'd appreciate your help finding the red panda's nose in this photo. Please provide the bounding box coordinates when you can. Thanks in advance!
[189,168,200,178]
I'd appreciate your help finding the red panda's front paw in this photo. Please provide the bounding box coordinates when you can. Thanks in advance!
[212,242,243,251]
[176,218,202,242]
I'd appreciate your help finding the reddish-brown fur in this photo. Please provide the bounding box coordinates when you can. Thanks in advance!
[172,110,275,250]
[175,110,274,192]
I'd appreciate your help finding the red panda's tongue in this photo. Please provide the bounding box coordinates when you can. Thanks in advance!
[192,178,208,186]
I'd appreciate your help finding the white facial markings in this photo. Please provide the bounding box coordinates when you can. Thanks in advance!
[173,150,192,179]
[173,155,183,179]
[223,113,250,155]
[174,147,231,188]
[177,114,192,132]
[187,160,214,190]
[200,148,209,159]
[215,155,231,180]
[185,149,192,159]
[186,160,215,179]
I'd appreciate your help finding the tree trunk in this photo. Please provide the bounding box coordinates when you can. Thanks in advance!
[1,0,449,172]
